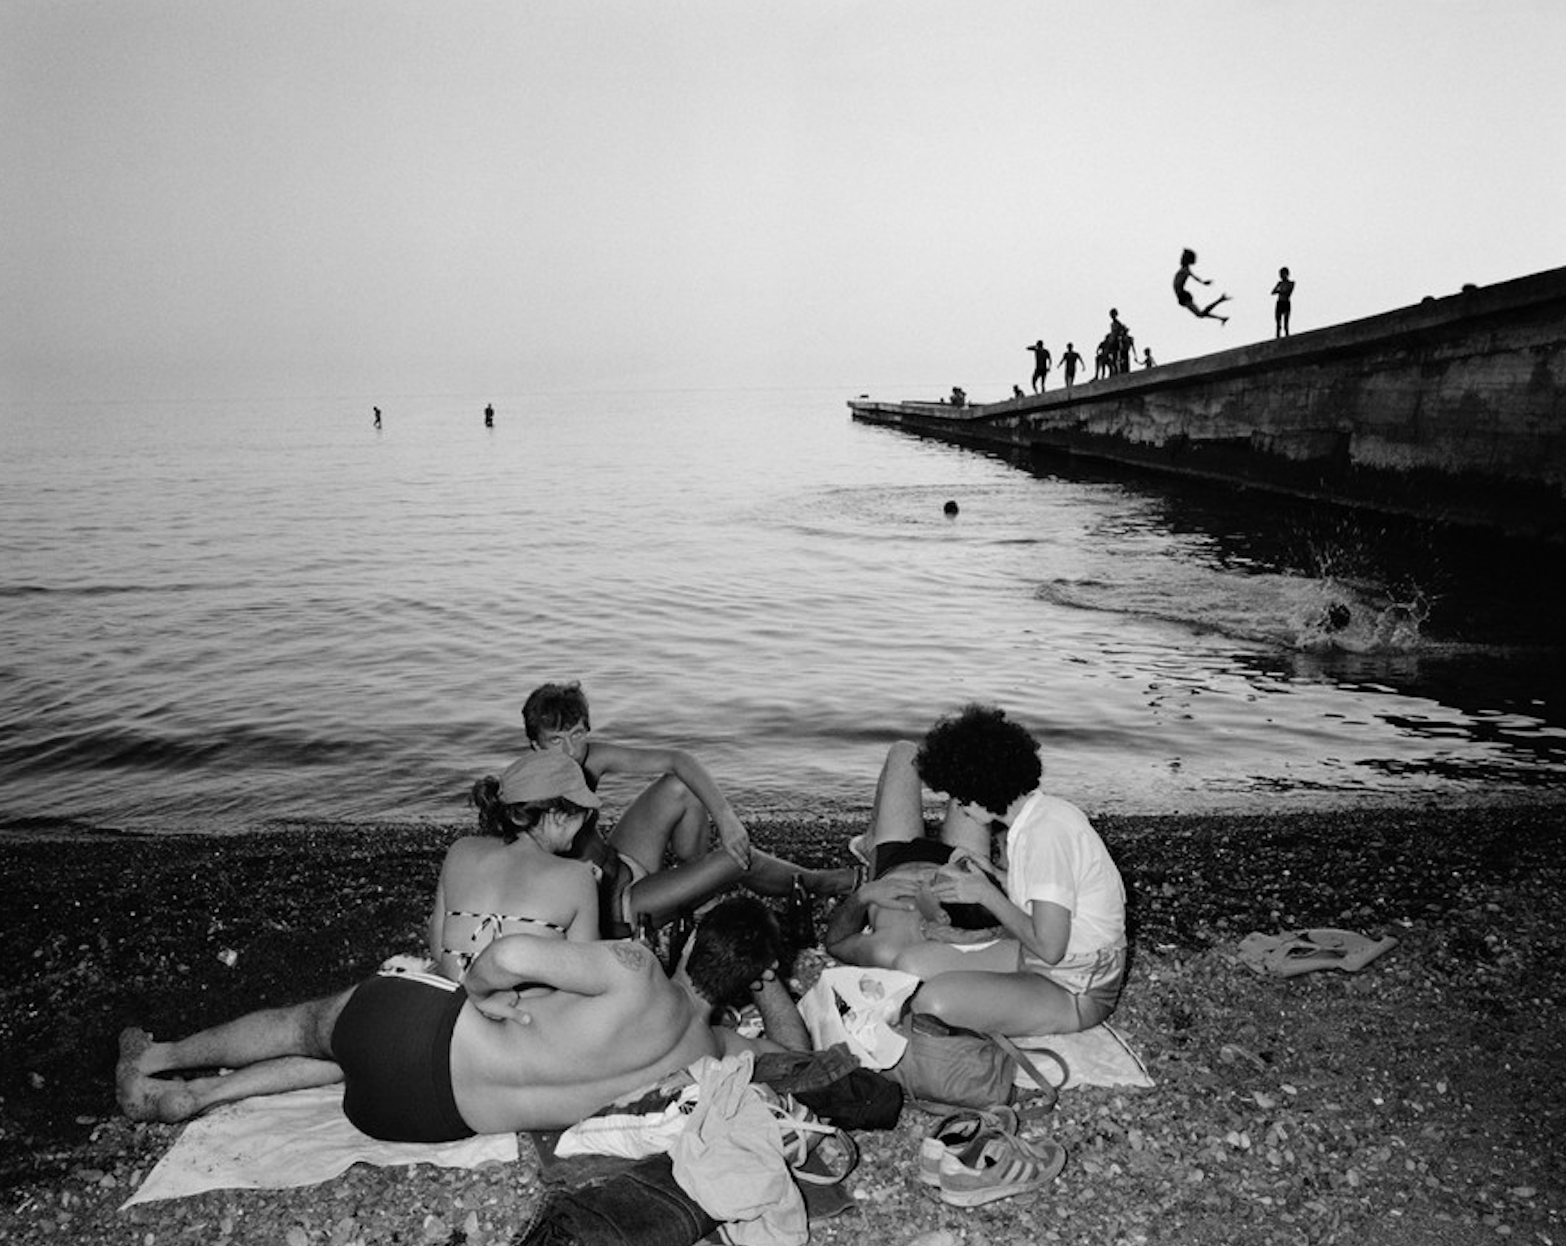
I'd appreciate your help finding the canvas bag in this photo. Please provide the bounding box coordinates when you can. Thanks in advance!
[885,1011,1018,1111]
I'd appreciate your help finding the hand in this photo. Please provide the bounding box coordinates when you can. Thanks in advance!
[857,876,920,912]
[717,813,753,870]
[930,855,998,907]
[748,966,778,995]
[471,987,535,1025]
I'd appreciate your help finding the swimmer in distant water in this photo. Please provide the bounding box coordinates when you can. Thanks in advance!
[1174,249,1230,324]
[944,500,959,516]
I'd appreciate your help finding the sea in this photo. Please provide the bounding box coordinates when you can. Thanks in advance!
[3,388,1563,838]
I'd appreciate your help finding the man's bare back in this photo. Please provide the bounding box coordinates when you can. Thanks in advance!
[451,940,722,1132]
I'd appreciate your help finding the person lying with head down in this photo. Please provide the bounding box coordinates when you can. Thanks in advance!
[117,897,805,1141]
[825,704,1127,1037]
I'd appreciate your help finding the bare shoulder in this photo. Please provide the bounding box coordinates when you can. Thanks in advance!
[442,835,494,868]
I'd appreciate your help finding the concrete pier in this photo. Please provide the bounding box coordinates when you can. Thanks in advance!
[850,266,1566,541]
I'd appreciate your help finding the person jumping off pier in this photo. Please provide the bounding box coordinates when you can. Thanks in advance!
[1174,249,1230,324]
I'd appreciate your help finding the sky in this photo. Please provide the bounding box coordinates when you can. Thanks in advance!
[4,1,1564,404]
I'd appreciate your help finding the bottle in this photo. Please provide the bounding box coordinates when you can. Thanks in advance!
[787,875,814,950]
[666,908,694,970]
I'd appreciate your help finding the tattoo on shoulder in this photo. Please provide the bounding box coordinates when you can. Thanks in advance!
[612,943,649,971]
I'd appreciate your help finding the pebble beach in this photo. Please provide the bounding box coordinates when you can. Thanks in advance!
[2,800,1563,1245]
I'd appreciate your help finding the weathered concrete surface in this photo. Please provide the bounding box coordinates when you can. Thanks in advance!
[851,266,1566,541]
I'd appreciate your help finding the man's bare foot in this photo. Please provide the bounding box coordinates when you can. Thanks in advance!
[116,1027,199,1123]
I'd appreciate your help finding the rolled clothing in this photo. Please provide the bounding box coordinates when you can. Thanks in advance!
[331,970,475,1143]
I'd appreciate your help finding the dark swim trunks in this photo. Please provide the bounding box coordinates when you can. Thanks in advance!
[332,971,475,1142]
[871,840,997,930]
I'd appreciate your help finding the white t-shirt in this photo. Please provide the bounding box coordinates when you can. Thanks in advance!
[1003,791,1126,959]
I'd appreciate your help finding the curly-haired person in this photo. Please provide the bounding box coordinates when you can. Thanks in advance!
[826,704,1126,1036]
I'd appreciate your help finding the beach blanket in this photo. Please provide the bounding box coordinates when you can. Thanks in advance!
[799,965,1152,1091]
[1010,1024,1152,1091]
[121,1085,517,1208]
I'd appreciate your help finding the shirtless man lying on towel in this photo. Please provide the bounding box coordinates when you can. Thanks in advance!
[117,897,794,1142]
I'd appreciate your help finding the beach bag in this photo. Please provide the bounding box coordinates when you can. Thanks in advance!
[886,1012,1017,1111]
[798,967,921,1068]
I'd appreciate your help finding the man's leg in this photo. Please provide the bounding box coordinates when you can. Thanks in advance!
[867,740,926,851]
[117,989,353,1123]
[608,774,707,874]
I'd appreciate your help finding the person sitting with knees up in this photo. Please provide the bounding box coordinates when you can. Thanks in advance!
[523,681,855,937]
[826,704,1126,1037]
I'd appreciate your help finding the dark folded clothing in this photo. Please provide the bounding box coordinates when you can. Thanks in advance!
[519,1043,890,1246]
[515,1153,715,1246]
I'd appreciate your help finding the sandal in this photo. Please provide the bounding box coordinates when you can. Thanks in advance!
[792,1126,860,1185]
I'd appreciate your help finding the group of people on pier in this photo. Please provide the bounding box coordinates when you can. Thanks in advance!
[1019,250,1296,400]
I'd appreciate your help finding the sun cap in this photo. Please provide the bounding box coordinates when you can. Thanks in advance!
[498,751,600,808]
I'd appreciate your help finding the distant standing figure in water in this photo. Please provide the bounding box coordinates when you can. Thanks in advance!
[1060,343,1085,390]
[1026,340,1052,393]
[1174,249,1230,324]
[372,406,381,429]
[484,403,495,428]
[1272,267,1295,337]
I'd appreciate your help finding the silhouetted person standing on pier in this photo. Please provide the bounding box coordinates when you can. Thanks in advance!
[1106,309,1133,374]
[1272,267,1295,337]
[484,403,495,427]
[1026,340,1053,393]
[1060,343,1085,391]
[1174,249,1230,324]
[373,406,381,429]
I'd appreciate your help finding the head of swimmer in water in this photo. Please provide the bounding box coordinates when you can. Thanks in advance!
[522,681,592,763]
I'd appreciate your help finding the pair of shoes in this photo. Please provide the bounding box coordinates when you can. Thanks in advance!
[1238,928,1399,978]
[917,1105,1020,1186]
[936,1128,1066,1207]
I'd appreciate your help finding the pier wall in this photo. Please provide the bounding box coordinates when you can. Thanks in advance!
[850,266,1566,541]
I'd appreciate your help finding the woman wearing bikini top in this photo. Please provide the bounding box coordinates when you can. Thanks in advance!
[431,750,602,980]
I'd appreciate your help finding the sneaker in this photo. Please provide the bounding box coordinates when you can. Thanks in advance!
[937,1129,1066,1207]
[916,1105,1020,1186]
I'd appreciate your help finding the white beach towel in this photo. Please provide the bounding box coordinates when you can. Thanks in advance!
[121,1085,517,1208]
[1011,1024,1153,1090]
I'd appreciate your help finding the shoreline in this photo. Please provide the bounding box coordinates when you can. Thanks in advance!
[3,799,1563,1243]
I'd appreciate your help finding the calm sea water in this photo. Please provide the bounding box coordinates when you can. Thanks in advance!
[3,389,1563,836]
